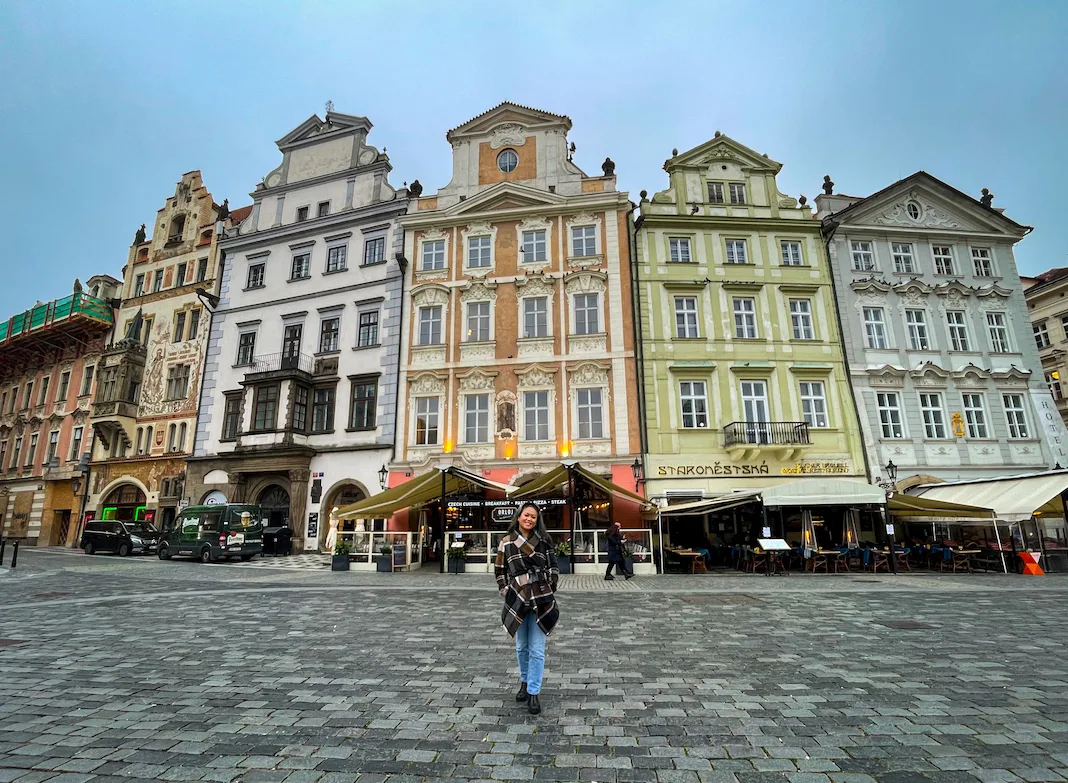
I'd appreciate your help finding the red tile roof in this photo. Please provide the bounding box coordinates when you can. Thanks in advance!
[230,205,254,224]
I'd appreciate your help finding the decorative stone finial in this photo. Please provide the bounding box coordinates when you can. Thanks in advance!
[409,179,424,198]
[601,157,615,177]
[980,188,994,208]
[639,190,648,201]
[671,148,678,157]
[798,194,808,206]
[134,223,146,245]
[822,175,834,195]
[714,131,721,138]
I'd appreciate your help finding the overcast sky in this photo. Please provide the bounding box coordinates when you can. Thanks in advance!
[1,0,1065,314]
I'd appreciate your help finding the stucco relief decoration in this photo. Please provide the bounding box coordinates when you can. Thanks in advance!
[71,409,89,424]
[458,371,496,392]
[411,284,450,309]
[517,365,556,389]
[866,366,906,387]
[490,124,527,149]
[409,373,446,396]
[459,280,498,304]
[873,193,965,229]
[954,367,990,388]
[896,284,929,308]
[515,273,554,303]
[564,271,607,296]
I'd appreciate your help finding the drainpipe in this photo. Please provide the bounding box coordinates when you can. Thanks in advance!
[628,208,650,463]
[390,253,408,464]
[191,248,226,481]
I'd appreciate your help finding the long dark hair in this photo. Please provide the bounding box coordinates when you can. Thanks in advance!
[507,502,553,542]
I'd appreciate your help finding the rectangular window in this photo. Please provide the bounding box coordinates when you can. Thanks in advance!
[892,242,916,274]
[523,297,548,339]
[421,239,445,270]
[326,245,347,273]
[350,380,378,429]
[196,257,208,282]
[252,384,279,432]
[247,263,265,289]
[466,301,491,342]
[946,311,970,351]
[464,393,490,443]
[57,371,70,402]
[317,201,330,218]
[153,270,165,292]
[919,393,947,439]
[173,312,186,343]
[222,395,242,439]
[80,365,95,396]
[679,381,709,428]
[863,307,888,349]
[728,182,746,204]
[0,441,6,471]
[707,182,725,203]
[467,235,492,268]
[38,377,50,406]
[521,230,546,263]
[669,237,692,263]
[725,239,748,264]
[418,306,443,345]
[780,241,804,266]
[574,293,599,335]
[1003,393,1029,439]
[12,437,22,470]
[933,245,955,275]
[740,381,770,441]
[69,426,83,461]
[165,365,190,401]
[851,241,875,271]
[1062,316,1068,341]
[1034,322,1051,350]
[319,317,340,353]
[358,311,379,347]
[733,297,758,339]
[576,388,604,439]
[296,206,309,222]
[876,392,904,439]
[291,253,310,280]
[571,225,597,257]
[972,247,994,277]
[1048,372,1064,401]
[175,262,187,286]
[799,381,828,428]
[25,433,38,468]
[674,297,699,339]
[142,318,152,347]
[523,391,550,441]
[789,299,814,340]
[188,309,201,341]
[363,237,385,266]
[414,396,439,445]
[312,388,335,433]
[237,332,256,365]
[963,393,988,438]
[134,274,145,296]
[47,430,59,463]
[987,312,1010,353]
[23,383,33,409]
[292,386,309,432]
[905,309,930,350]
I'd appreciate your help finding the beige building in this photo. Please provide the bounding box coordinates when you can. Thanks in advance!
[1023,267,1068,435]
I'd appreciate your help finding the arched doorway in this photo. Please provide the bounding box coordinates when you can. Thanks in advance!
[101,484,149,525]
[258,485,291,527]
[321,483,367,551]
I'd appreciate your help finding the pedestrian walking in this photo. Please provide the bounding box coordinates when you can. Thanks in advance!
[604,521,633,580]
[494,502,559,715]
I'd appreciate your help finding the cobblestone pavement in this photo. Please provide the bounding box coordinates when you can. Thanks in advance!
[2,549,1067,783]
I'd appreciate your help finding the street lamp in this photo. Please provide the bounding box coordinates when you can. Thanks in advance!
[630,458,644,493]
[378,464,389,490]
[884,460,898,488]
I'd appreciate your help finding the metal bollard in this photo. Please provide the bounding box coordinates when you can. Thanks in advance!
[10,540,18,569]
[0,536,5,566]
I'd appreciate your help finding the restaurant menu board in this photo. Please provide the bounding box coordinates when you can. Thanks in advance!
[758,538,792,551]
[392,543,406,570]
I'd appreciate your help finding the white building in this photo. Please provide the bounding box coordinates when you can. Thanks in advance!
[188,111,409,551]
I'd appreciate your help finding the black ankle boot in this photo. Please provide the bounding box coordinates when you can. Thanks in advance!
[528,694,541,714]
[515,682,528,702]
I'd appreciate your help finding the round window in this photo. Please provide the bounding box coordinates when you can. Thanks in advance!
[497,149,519,173]
[906,201,922,220]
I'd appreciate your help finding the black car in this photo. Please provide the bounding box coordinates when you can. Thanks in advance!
[80,520,161,557]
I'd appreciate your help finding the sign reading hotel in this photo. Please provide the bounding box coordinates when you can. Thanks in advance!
[656,460,852,477]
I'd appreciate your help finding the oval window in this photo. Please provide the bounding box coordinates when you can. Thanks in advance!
[497,149,519,173]
[906,201,922,220]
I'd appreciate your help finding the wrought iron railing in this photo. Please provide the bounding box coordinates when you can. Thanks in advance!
[0,293,113,344]
[246,352,315,375]
[723,421,810,447]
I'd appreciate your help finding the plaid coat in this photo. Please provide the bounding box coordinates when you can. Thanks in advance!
[494,530,560,637]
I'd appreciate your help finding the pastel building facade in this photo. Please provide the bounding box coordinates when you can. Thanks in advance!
[1022,268,1068,431]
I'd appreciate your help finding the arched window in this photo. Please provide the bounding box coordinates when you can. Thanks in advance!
[135,427,143,455]
[167,423,177,452]
[145,425,153,454]
[168,215,186,242]
[177,423,187,452]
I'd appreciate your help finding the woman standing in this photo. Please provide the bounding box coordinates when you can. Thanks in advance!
[494,502,559,715]
[605,521,633,580]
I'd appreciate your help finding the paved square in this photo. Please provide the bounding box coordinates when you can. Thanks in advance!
[2,550,1067,782]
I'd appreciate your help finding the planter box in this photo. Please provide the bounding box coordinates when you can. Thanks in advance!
[448,557,466,574]
[556,556,571,575]
[376,556,392,573]
[331,554,350,572]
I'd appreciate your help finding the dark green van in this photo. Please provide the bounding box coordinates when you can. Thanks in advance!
[158,504,265,563]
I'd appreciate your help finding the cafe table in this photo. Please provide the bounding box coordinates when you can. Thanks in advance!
[946,548,980,573]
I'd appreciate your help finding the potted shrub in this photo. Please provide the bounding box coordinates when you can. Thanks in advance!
[377,544,393,573]
[447,543,467,574]
[554,539,572,575]
[332,540,351,572]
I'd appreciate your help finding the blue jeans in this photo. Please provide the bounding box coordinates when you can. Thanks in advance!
[515,613,547,695]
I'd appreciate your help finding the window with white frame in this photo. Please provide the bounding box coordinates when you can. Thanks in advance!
[1003,393,1029,439]
[574,293,600,335]
[799,381,828,428]
[863,307,888,349]
[905,309,930,350]
[464,393,490,443]
[291,253,310,280]
[679,381,709,428]
[465,301,491,342]
[933,245,955,275]
[418,306,443,345]
[674,296,699,338]
[728,182,746,204]
[523,297,548,338]
[725,239,748,264]
[358,311,379,347]
[892,243,916,274]
[789,299,814,340]
[47,430,59,463]
[70,426,83,461]
[467,235,492,268]
[781,241,804,266]
[972,247,994,277]
[246,263,265,289]
[962,393,988,438]
[1034,322,1051,349]
[523,391,550,441]
[1047,371,1063,401]
[134,274,145,296]
[319,317,340,353]
[946,311,970,351]
[571,225,597,257]
[422,239,445,271]
[707,182,725,203]
[521,230,546,263]
[363,237,385,266]
[669,237,692,263]
[326,245,347,273]
[576,388,604,439]
[919,392,947,439]
[986,312,1011,353]
[876,392,904,438]
[237,332,256,365]
[165,364,190,401]
[851,241,875,271]
[733,297,758,338]
[414,396,439,445]
[1062,316,1068,341]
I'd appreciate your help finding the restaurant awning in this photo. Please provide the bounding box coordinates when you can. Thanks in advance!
[335,466,513,520]
[910,470,1068,523]
[658,490,762,517]
[887,493,995,524]
[761,479,886,508]
[511,461,656,511]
